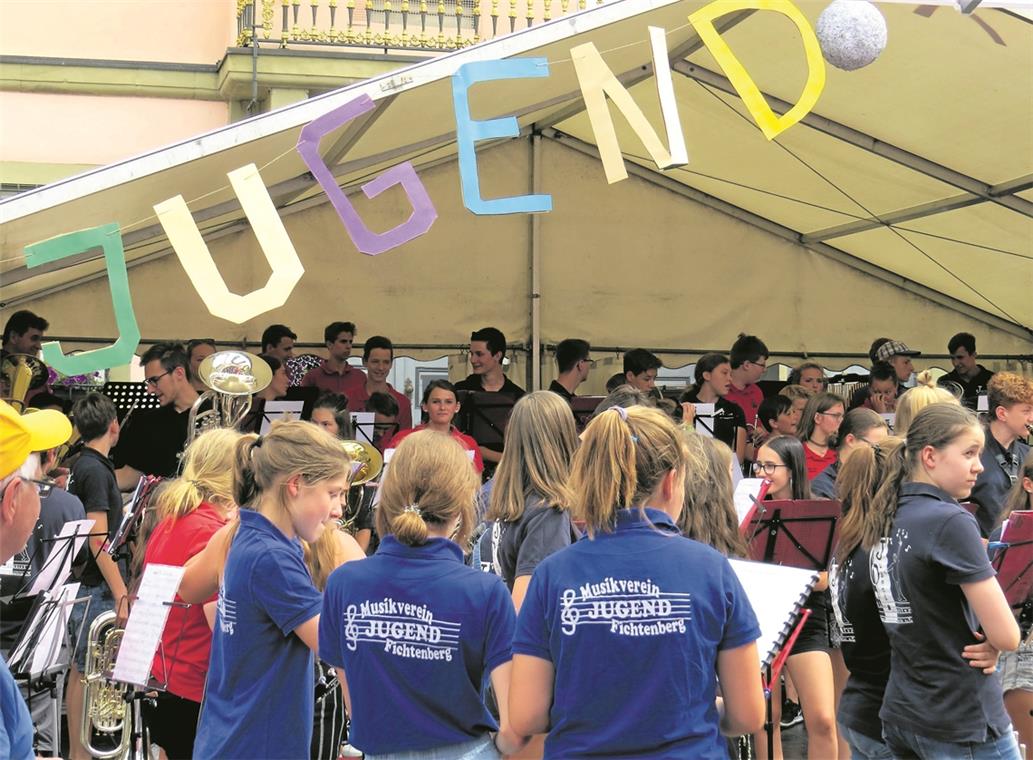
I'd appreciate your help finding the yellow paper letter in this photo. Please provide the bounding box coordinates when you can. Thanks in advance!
[155,164,305,324]
[571,31,688,185]
[689,0,825,140]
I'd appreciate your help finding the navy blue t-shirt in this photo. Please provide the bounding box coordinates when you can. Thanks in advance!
[0,655,33,760]
[829,547,890,742]
[513,508,760,759]
[193,510,323,759]
[874,482,1008,744]
[319,535,515,754]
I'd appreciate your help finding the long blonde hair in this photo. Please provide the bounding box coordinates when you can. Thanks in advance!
[894,371,958,437]
[487,391,577,523]
[678,432,748,558]
[154,428,245,522]
[570,406,686,537]
[376,431,479,548]
[303,527,343,591]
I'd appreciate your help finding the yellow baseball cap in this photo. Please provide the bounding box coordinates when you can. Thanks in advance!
[0,400,72,480]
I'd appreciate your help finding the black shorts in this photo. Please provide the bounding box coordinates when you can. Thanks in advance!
[142,691,201,759]
[791,603,831,655]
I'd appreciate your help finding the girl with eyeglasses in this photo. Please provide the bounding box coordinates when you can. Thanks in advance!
[797,392,847,481]
[753,435,840,759]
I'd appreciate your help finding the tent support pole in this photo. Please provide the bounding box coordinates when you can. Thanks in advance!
[530,132,544,391]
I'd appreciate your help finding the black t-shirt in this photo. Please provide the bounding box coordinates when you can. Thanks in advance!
[454,374,526,399]
[67,447,124,588]
[0,488,87,648]
[938,366,994,410]
[112,403,191,478]
[547,379,575,403]
[811,460,840,500]
[477,497,578,590]
[877,482,1007,744]
[829,546,890,742]
[680,390,745,450]
[970,428,1029,538]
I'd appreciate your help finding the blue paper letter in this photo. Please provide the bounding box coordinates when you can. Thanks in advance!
[452,59,552,215]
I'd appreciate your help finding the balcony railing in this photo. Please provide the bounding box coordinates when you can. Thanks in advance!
[236,0,603,52]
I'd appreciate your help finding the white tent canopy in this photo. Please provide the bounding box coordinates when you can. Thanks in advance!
[1,0,1031,378]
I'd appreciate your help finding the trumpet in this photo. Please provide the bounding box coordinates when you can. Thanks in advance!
[81,611,130,759]
[187,350,272,444]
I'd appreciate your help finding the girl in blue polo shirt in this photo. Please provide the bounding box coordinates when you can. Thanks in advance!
[320,430,523,759]
[849,403,1021,758]
[193,421,352,760]
[510,405,765,758]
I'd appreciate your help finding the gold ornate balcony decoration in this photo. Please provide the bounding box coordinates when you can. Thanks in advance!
[235,0,598,52]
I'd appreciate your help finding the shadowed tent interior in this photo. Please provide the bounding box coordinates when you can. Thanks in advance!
[1,0,1030,382]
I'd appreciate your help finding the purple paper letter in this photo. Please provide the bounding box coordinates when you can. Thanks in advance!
[297,94,437,256]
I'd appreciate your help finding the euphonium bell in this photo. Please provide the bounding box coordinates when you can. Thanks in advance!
[187,350,272,444]
[81,610,131,759]
[1,353,48,411]
[341,439,383,486]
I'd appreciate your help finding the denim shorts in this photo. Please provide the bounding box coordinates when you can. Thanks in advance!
[882,722,1022,760]
[838,723,893,760]
[998,640,1033,693]
[365,735,500,760]
[67,583,115,672]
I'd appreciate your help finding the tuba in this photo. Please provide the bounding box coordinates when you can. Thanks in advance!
[187,350,271,444]
[81,610,131,759]
[1,353,49,411]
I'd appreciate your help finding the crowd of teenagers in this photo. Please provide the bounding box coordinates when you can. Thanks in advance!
[0,307,1031,760]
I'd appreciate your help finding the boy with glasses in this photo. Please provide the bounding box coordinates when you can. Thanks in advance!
[550,339,593,402]
[727,333,769,428]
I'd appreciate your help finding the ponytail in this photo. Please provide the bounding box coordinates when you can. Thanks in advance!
[833,437,905,564]
[155,428,246,522]
[571,405,685,537]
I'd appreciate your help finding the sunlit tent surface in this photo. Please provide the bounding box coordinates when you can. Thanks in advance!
[1,0,1031,373]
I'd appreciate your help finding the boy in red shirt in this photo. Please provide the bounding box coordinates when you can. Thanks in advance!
[726,333,768,427]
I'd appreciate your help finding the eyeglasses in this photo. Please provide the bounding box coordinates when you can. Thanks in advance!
[24,477,56,498]
[818,411,844,421]
[747,360,767,370]
[752,462,790,476]
[144,370,172,387]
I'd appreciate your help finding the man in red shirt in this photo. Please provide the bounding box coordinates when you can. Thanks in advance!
[726,333,768,427]
[301,321,365,397]
[346,336,413,432]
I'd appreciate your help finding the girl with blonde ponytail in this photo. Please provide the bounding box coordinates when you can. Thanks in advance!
[319,431,524,759]
[509,405,765,757]
[192,420,352,760]
[139,428,244,759]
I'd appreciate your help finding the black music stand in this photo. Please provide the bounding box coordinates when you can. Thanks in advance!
[570,396,604,432]
[454,391,517,452]
[991,511,1033,610]
[743,499,843,572]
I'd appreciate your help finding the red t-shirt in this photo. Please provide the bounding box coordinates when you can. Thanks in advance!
[386,424,484,473]
[143,502,228,702]
[300,360,366,398]
[804,444,837,481]
[346,382,413,432]
[725,382,764,427]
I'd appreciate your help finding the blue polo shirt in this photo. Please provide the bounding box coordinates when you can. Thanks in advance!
[0,656,33,760]
[875,482,1008,744]
[194,510,322,759]
[513,508,760,759]
[319,535,514,755]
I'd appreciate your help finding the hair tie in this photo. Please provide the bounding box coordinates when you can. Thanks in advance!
[403,504,422,517]
[610,406,628,421]
[253,435,264,448]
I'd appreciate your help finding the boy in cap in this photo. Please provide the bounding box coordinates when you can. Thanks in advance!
[874,339,921,389]
[0,399,72,760]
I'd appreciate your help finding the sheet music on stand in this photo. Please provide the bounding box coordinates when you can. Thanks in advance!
[734,479,765,526]
[259,400,307,433]
[728,560,817,670]
[19,519,96,598]
[108,476,162,561]
[8,583,82,679]
[350,412,375,446]
[693,403,716,439]
[112,564,186,687]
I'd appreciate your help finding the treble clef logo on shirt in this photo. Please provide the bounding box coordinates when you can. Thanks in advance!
[560,589,580,635]
[345,604,359,651]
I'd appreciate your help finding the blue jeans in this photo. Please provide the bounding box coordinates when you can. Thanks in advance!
[365,735,500,760]
[67,583,114,672]
[839,723,893,760]
[882,722,1021,759]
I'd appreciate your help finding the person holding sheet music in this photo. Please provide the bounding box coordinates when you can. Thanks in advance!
[680,353,747,463]
[549,339,592,402]
[319,431,524,758]
[509,405,765,757]
[830,434,1005,760]
[991,449,1033,755]
[138,428,242,759]
[192,421,351,759]
[345,336,413,432]
[455,327,525,469]
[796,392,846,481]
[0,400,72,760]
[387,380,483,473]
[753,435,840,760]
[970,372,1033,538]
[811,408,889,500]
[836,403,1021,758]
[65,392,128,760]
